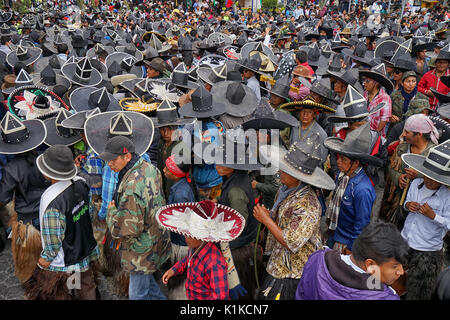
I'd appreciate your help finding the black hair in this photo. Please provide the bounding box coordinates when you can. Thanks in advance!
[295,50,308,63]
[352,220,410,266]
[57,43,68,54]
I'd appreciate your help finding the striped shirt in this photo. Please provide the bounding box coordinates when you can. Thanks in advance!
[40,208,99,273]
[81,147,104,196]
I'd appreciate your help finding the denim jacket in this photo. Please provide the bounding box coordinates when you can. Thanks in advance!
[331,168,376,250]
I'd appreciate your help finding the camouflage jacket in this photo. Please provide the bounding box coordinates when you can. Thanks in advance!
[391,90,430,120]
[106,158,171,274]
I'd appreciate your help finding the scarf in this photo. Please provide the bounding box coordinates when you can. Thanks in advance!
[220,242,247,300]
[326,172,350,231]
[400,86,417,116]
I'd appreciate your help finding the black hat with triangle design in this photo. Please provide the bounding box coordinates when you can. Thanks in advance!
[61,57,103,87]
[159,62,199,90]
[84,111,154,157]
[6,43,42,67]
[2,69,34,95]
[43,109,82,146]
[263,74,291,101]
[0,111,47,154]
[328,85,385,123]
[150,99,196,128]
[69,86,121,113]
[33,64,71,92]
[359,63,394,94]
[148,33,171,54]
[105,52,144,78]
[61,107,101,131]
[116,43,144,60]
[197,63,227,86]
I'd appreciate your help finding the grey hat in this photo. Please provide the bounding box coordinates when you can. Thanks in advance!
[211,81,258,117]
[259,132,336,190]
[324,122,384,166]
[401,140,450,186]
[36,144,77,181]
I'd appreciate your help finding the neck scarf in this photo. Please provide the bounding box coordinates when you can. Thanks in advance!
[326,172,350,231]
[400,86,417,115]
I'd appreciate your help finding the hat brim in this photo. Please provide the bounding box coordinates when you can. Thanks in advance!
[324,137,384,166]
[401,153,450,186]
[61,62,103,87]
[146,79,184,102]
[33,74,72,92]
[157,77,199,90]
[178,99,226,118]
[259,144,336,190]
[36,152,77,181]
[61,110,92,130]
[6,47,42,67]
[156,202,245,243]
[97,151,122,162]
[210,81,258,117]
[359,70,394,94]
[69,86,121,113]
[437,105,450,119]
[431,88,450,104]
[84,111,154,157]
[241,109,300,130]
[0,119,47,154]
[327,101,385,123]
[43,116,82,146]
[279,100,336,113]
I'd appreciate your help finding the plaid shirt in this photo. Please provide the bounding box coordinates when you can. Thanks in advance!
[171,242,229,300]
[81,147,104,196]
[40,208,99,273]
[98,153,151,220]
[364,87,392,138]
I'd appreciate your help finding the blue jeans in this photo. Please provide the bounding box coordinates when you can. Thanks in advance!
[128,273,167,300]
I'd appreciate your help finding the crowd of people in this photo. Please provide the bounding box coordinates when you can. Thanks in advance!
[0,0,449,301]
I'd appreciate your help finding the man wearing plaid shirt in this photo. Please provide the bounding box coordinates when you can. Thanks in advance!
[163,238,229,300]
[363,80,392,138]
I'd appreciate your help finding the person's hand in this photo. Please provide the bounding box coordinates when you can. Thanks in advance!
[404,168,418,180]
[162,269,175,285]
[251,180,258,189]
[426,89,435,98]
[419,203,436,220]
[74,154,85,168]
[390,114,400,123]
[398,174,409,189]
[253,203,271,224]
[108,200,116,210]
[405,201,421,212]
[38,257,51,269]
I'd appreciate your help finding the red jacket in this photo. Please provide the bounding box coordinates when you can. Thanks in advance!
[417,69,450,111]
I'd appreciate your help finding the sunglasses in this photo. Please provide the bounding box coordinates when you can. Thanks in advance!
[394,70,403,74]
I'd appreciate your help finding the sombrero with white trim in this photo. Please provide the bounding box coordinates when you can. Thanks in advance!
[156,200,245,243]
[401,140,450,186]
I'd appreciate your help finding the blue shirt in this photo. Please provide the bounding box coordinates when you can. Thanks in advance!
[167,178,196,246]
[331,168,376,250]
[98,153,150,220]
[401,178,450,251]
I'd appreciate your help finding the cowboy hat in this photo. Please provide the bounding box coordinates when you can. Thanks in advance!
[401,140,450,186]
[105,52,144,78]
[36,144,77,181]
[328,85,384,123]
[156,200,245,243]
[61,57,103,87]
[43,109,82,147]
[359,63,394,94]
[84,111,154,157]
[324,122,384,166]
[61,107,101,131]
[259,132,336,190]
[280,97,336,113]
[146,79,184,103]
[241,98,299,130]
[211,81,258,117]
[69,86,121,113]
[6,44,42,67]
[150,99,195,128]
[32,64,71,92]
[0,112,47,154]
[178,85,225,119]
